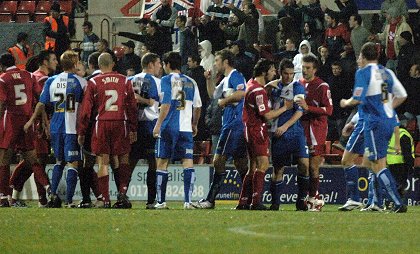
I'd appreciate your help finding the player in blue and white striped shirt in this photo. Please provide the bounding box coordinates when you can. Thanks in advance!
[153,52,202,209]
[341,42,408,213]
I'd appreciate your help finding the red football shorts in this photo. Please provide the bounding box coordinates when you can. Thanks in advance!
[0,113,34,151]
[244,126,269,157]
[91,120,130,156]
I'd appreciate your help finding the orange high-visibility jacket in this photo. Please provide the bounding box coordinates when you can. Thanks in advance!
[8,45,33,70]
[44,15,69,50]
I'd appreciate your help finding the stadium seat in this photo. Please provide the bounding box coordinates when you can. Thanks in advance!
[59,0,73,15]
[34,0,50,22]
[324,141,342,165]
[0,1,18,22]
[113,46,125,61]
[193,141,212,164]
[16,1,36,23]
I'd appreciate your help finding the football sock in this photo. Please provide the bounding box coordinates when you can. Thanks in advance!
[366,171,374,206]
[377,168,403,206]
[270,180,284,205]
[31,163,49,187]
[97,175,110,203]
[9,161,30,192]
[183,168,195,203]
[344,165,360,202]
[251,171,265,205]
[113,168,120,190]
[66,168,78,204]
[156,170,168,203]
[51,164,64,194]
[35,178,47,202]
[238,173,253,205]
[297,174,309,200]
[146,169,157,204]
[12,189,20,201]
[206,172,226,203]
[118,163,131,195]
[89,167,100,198]
[309,176,319,198]
[0,166,11,197]
[79,166,91,202]
[370,172,384,207]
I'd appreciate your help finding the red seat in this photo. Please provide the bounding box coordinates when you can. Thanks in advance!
[0,1,18,22]
[34,1,51,22]
[59,0,73,15]
[16,1,36,23]
[193,141,212,164]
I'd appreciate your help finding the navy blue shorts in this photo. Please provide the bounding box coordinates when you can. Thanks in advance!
[215,127,247,159]
[271,131,309,168]
[364,119,394,161]
[130,120,156,160]
[51,133,82,162]
[345,122,365,155]
[155,129,193,160]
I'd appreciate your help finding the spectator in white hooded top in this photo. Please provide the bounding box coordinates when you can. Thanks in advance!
[293,40,317,81]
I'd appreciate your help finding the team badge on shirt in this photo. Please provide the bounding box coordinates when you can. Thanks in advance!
[256,94,265,111]
[354,87,363,97]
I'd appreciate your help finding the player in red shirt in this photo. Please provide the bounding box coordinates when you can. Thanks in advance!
[9,50,58,207]
[295,55,333,211]
[78,53,137,208]
[238,59,292,210]
[0,53,51,207]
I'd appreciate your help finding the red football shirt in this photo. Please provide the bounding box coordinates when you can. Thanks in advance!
[32,69,49,88]
[0,66,41,117]
[78,72,137,135]
[300,76,333,146]
[242,79,270,129]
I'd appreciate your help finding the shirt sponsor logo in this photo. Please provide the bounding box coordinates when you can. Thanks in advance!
[354,87,363,97]
[186,149,193,154]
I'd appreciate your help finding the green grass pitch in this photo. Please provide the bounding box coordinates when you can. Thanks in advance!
[1,201,419,254]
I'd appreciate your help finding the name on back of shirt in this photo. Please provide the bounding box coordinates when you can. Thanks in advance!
[12,73,21,79]
[102,76,119,84]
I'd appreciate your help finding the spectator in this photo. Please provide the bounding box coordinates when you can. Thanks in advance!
[380,0,408,24]
[198,40,215,74]
[117,40,142,76]
[81,21,99,65]
[206,0,230,22]
[408,0,420,45]
[186,55,210,141]
[8,32,33,70]
[277,16,301,52]
[229,40,254,81]
[43,2,70,60]
[295,0,325,34]
[402,63,420,135]
[302,21,323,55]
[176,15,198,70]
[348,14,370,59]
[151,0,177,53]
[133,18,149,57]
[254,38,298,64]
[316,46,333,83]
[397,31,416,83]
[277,0,301,31]
[197,14,225,51]
[327,61,352,141]
[372,7,413,72]
[96,38,116,63]
[333,0,358,24]
[227,2,260,50]
[220,13,240,43]
[293,40,316,80]
[324,11,350,61]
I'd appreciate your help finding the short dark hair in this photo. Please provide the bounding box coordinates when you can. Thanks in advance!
[99,38,109,48]
[302,54,319,70]
[163,51,182,71]
[331,61,342,67]
[215,49,235,67]
[37,50,55,67]
[188,54,201,64]
[148,21,159,29]
[361,42,379,61]
[253,58,274,77]
[88,52,100,70]
[141,53,160,69]
[177,15,187,24]
[0,53,15,67]
[17,32,28,43]
[279,58,294,72]
[82,21,93,30]
[351,14,362,25]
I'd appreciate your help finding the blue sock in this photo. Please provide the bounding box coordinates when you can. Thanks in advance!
[297,175,309,200]
[367,171,375,206]
[344,165,360,202]
[270,180,284,205]
[51,164,64,194]
[156,170,168,203]
[377,168,403,206]
[66,168,78,203]
[183,168,195,203]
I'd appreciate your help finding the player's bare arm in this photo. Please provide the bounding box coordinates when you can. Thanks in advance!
[340,97,360,108]
[218,90,245,107]
[275,110,303,137]
[135,93,155,106]
[23,102,46,133]
[192,107,201,137]
[153,103,170,138]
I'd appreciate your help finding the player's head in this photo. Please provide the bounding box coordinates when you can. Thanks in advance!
[88,51,100,71]
[301,55,319,81]
[0,53,15,68]
[279,58,295,84]
[98,53,115,72]
[38,50,58,73]
[359,42,379,68]
[214,49,234,73]
[162,51,182,73]
[142,53,161,76]
[60,50,79,72]
[253,58,276,82]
